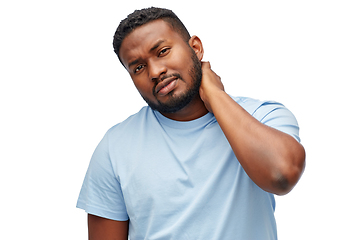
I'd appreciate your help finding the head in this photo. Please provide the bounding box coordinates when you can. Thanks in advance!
[113,7,204,115]
[113,7,191,63]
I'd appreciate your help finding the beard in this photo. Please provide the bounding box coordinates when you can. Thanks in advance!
[142,51,202,114]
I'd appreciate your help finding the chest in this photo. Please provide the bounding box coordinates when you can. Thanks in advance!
[109,121,240,216]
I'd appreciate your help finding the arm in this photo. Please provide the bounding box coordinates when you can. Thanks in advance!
[88,214,129,240]
[199,62,306,195]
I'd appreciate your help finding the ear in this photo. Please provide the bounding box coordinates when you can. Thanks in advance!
[188,35,204,61]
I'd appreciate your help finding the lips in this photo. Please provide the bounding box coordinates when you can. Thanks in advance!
[155,76,178,96]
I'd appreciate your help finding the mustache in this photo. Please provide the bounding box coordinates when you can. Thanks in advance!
[152,73,182,95]
[160,73,181,82]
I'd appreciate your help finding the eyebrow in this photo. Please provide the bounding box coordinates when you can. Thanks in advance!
[149,39,165,52]
[128,59,139,69]
[127,39,166,69]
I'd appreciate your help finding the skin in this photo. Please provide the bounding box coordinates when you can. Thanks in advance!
[88,214,128,240]
[119,20,207,121]
[88,19,306,239]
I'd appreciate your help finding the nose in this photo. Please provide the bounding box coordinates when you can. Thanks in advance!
[148,60,167,82]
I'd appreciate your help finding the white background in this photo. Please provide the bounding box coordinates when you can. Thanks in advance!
[1,0,359,239]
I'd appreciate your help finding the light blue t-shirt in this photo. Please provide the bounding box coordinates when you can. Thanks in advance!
[77,96,300,240]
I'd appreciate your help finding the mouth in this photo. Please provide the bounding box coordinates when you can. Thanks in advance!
[155,76,178,96]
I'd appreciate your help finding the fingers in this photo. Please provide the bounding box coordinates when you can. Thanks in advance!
[201,61,221,81]
[201,61,211,70]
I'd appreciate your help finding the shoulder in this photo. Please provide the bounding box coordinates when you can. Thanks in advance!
[106,106,154,137]
[231,96,285,116]
[231,96,300,141]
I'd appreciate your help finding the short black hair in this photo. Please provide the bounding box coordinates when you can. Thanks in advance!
[113,7,191,62]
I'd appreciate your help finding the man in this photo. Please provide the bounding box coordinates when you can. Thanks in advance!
[77,7,305,240]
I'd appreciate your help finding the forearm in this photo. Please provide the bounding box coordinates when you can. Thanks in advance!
[209,90,305,195]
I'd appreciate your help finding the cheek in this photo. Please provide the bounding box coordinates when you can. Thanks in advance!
[168,48,194,75]
[132,77,155,97]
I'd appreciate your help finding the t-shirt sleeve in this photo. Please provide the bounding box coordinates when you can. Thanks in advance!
[252,101,301,142]
[76,131,129,221]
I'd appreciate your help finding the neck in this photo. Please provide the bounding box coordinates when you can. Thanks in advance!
[160,94,209,121]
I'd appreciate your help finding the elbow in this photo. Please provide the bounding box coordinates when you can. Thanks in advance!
[271,172,298,196]
[271,144,306,196]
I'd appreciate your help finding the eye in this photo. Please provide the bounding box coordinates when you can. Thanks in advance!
[134,64,145,74]
[158,48,170,57]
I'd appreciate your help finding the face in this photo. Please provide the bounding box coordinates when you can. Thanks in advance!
[119,19,203,114]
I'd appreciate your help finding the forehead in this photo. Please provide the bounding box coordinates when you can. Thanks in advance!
[119,19,184,68]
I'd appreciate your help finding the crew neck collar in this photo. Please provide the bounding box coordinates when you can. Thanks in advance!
[153,110,214,129]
